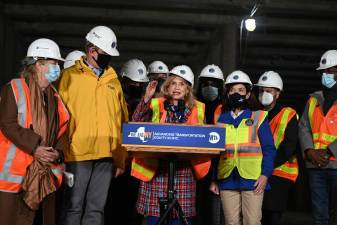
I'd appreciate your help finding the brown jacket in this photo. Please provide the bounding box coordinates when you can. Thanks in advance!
[0,82,66,212]
[0,83,65,154]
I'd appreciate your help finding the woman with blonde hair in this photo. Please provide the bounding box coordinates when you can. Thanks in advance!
[0,38,69,225]
[131,65,210,225]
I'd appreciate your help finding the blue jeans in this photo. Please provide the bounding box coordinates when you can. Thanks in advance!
[147,216,192,225]
[308,169,337,225]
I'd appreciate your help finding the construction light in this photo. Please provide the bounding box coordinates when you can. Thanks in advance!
[245,18,256,32]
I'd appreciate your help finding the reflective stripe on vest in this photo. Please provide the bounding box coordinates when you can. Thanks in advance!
[214,105,222,124]
[0,79,31,192]
[0,79,68,192]
[151,98,161,123]
[131,97,209,182]
[308,97,337,162]
[270,107,299,182]
[195,101,204,125]
[131,158,159,182]
[151,98,204,125]
[217,110,267,180]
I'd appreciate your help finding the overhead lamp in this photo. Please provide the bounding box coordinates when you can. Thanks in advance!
[239,0,263,63]
[244,18,256,32]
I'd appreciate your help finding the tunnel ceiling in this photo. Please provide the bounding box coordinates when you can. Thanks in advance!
[1,0,337,111]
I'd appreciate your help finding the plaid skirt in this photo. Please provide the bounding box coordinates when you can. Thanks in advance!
[136,160,196,217]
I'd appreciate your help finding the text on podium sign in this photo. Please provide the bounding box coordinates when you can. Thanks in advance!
[122,122,225,151]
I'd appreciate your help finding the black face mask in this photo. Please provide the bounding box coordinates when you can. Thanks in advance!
[94,53,112,69]
[227,93,247,109]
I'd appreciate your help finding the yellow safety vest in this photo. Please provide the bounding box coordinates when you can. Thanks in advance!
[131,97,209,182]
[217,110,268,180]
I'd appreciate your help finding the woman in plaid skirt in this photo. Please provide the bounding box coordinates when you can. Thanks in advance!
[131,65,210,225]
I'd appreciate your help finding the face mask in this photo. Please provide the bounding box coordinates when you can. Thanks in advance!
[259,91,274,106]
[322,73,336,88]
[44,64,61,83]
[201,86,218,102]
[94,53,112,69]
[227,92,247,109]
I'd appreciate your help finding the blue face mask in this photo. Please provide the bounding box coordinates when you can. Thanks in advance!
[45,64,61,83]
[322,73,336,89]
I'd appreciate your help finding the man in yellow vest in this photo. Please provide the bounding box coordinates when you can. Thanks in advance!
[58,26,129,225]
[299,50,337,225]
[255,71,299,225]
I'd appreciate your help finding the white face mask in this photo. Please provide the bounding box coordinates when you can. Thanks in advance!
[259,91,274,106]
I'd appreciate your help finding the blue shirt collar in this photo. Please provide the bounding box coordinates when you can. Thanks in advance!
[218,109,252,128]
[85,60,103,76]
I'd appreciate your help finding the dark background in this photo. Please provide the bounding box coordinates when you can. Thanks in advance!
[1,0,336,217]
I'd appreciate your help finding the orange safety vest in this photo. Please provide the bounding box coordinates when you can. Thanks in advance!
[131,97,211,182]
[217,110,268,180]
[307,96,337,162]
[0,79,69,193]
[270,107,299,182]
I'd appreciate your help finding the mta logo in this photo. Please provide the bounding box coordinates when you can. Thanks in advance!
[209,132,220,144]
[128,127,152,143]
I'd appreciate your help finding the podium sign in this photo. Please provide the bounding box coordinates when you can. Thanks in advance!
[122,122,225,154]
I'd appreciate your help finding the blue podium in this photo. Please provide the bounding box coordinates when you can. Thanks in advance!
[122,122,226,225]
[122,122,226,156]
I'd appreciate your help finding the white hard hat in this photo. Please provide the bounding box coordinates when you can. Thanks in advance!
[255,71,283,91]
[27,38,64,61]
[199,64,224,81]
[170,65,194,87]
[86,26,119,56]
[225,70,252,87]
[121,59,149,83]
[63,50,85,69]
[317,50,337,70]
[148,61,169,74]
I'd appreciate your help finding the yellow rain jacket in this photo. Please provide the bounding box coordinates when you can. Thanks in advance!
[58,57,129,169]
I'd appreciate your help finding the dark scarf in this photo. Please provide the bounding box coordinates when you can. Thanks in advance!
[164,100,191,123]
